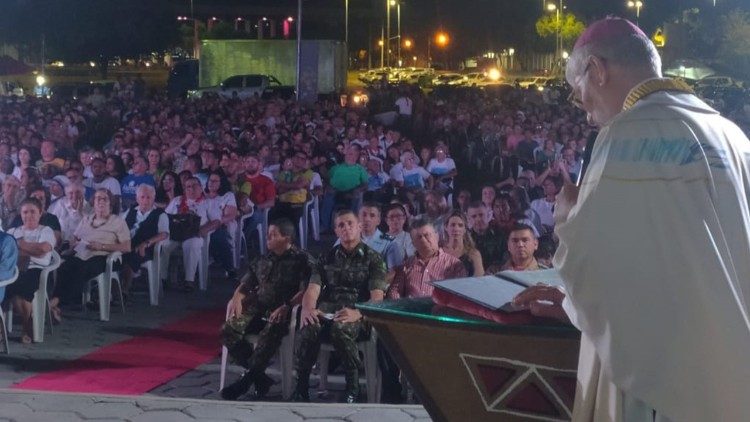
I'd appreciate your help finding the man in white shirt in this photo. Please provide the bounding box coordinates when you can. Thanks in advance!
[514,17,750,421]
[120,184,169,296]
[48,182,92,245]
[83,157,121,212]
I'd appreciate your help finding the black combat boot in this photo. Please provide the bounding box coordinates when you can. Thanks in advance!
[220,370,256,400]
[253,372,274,399]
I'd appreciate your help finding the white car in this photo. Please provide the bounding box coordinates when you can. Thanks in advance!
[695,75,743,90]
[188,74,284,99]
[461,72,488,87]
[432,73,464,86]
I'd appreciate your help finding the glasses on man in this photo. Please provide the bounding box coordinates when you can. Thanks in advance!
[567,61,592,109]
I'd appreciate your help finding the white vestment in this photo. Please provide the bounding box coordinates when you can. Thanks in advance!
[554,89,750,422]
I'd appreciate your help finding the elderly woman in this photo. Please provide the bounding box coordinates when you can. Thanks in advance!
[6,198,56,343]
[49,188,131,321]
[48,182,91,247]
[0,175,23,231]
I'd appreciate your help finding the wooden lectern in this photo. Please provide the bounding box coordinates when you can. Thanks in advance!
[358,298,581,422]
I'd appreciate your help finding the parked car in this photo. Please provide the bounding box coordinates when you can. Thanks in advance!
[188,74,287,99]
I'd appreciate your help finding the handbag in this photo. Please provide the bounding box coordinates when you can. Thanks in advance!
[168,196,201,241]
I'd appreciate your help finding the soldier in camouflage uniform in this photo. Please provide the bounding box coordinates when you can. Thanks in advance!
[290,209,387,403]
[220,219,318,400]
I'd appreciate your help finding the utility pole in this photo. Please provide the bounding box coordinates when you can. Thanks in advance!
[296,0,302,101]
[397,2,401,66]
[386,0,391,67]
[380,26,385,68]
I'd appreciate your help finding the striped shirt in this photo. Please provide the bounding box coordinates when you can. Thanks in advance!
[387,248,467,299]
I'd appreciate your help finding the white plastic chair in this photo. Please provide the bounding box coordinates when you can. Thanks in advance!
[5,251,61,343]
[142,241,164,306]
[316,328,382,403]
[0,267,19,354]
[219,300,296,398]
[311,195,320,242]
[199,231,212,291]
[83,252,124,322]
[237,212,254,266]
[256,208,270,255]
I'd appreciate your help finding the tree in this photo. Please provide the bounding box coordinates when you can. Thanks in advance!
[719,9,750,76]
[535,13,586,50]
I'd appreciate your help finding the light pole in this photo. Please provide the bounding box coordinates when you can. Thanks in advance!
[345,0,349,46]
[547,2,561,74]
[627,0,643,27]
[296,0,302,101]
[385,0,392,67]
[508,48,515,71]
[396,1,401,67]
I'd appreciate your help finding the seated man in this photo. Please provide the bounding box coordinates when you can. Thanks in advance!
[120,156,156,211]
[321,145,368,231]
[49,182,92,247]
[382,219,467,403]
[466,201,507,273]
[120,184,169,297]
[270,151,313,229]
[83,157,122,212]
[0,229,19,344]
[220,219,317,400]
[356,202,405,283]
[291,210,387,403]
[162,176,210,292]
[501,223,548,271]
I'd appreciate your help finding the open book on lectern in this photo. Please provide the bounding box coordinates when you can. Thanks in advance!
[431,269,563,313]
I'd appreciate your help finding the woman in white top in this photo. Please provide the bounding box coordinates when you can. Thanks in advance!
[426,146,457,193]
[12,146,34,181]
[204,171,238,279]
[6,198,57,343]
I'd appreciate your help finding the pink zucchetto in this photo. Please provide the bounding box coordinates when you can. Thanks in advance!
[573,16,647,51]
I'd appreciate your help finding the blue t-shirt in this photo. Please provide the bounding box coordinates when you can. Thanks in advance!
[0,232,19,303]
[120,174,156,204]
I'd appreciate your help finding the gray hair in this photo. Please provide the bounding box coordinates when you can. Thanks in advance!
[65,182,85,195]
[566,32,661,82]
[136,183,156,196]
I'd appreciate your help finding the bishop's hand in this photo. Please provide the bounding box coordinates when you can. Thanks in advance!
[512,284,569,323]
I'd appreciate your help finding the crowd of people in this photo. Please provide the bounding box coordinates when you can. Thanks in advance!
[0,60,741,403]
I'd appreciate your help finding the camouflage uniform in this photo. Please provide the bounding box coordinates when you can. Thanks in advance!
[221,246,317,374]
[294,242,387,398]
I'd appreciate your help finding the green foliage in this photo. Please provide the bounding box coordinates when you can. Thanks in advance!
[535,13,586,45]
[719,9,750,75]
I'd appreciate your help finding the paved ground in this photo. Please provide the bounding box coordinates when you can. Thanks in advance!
[0,389,431,422]
[0,237,431,420]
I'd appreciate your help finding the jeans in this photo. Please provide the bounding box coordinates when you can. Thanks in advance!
[210,227,235,272]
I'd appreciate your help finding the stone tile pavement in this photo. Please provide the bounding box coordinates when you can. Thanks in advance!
[0,389,432,421]
[0,238,432,421]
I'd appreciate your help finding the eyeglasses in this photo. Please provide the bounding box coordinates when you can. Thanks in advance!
[567,61,592,109]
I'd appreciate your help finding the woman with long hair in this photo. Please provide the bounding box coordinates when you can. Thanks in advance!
[155,171,183,209]
[204,170,238,280]
[442,210,484,276]
[12,146,35,180]
[106,155,127,182]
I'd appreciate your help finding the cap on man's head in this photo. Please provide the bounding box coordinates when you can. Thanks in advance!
[574,16,646,51]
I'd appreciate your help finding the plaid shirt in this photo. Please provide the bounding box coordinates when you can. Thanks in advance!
[387,248,467,300]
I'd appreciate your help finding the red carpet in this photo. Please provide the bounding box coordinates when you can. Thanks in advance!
[13,309,225,395]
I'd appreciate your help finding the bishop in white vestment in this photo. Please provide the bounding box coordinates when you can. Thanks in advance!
[516,17,750,422]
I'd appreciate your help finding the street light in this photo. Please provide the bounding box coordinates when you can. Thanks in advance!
[403,38,413,49]
[435,32,449,47]
[546,1,563,74]
[627,0,643,26]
